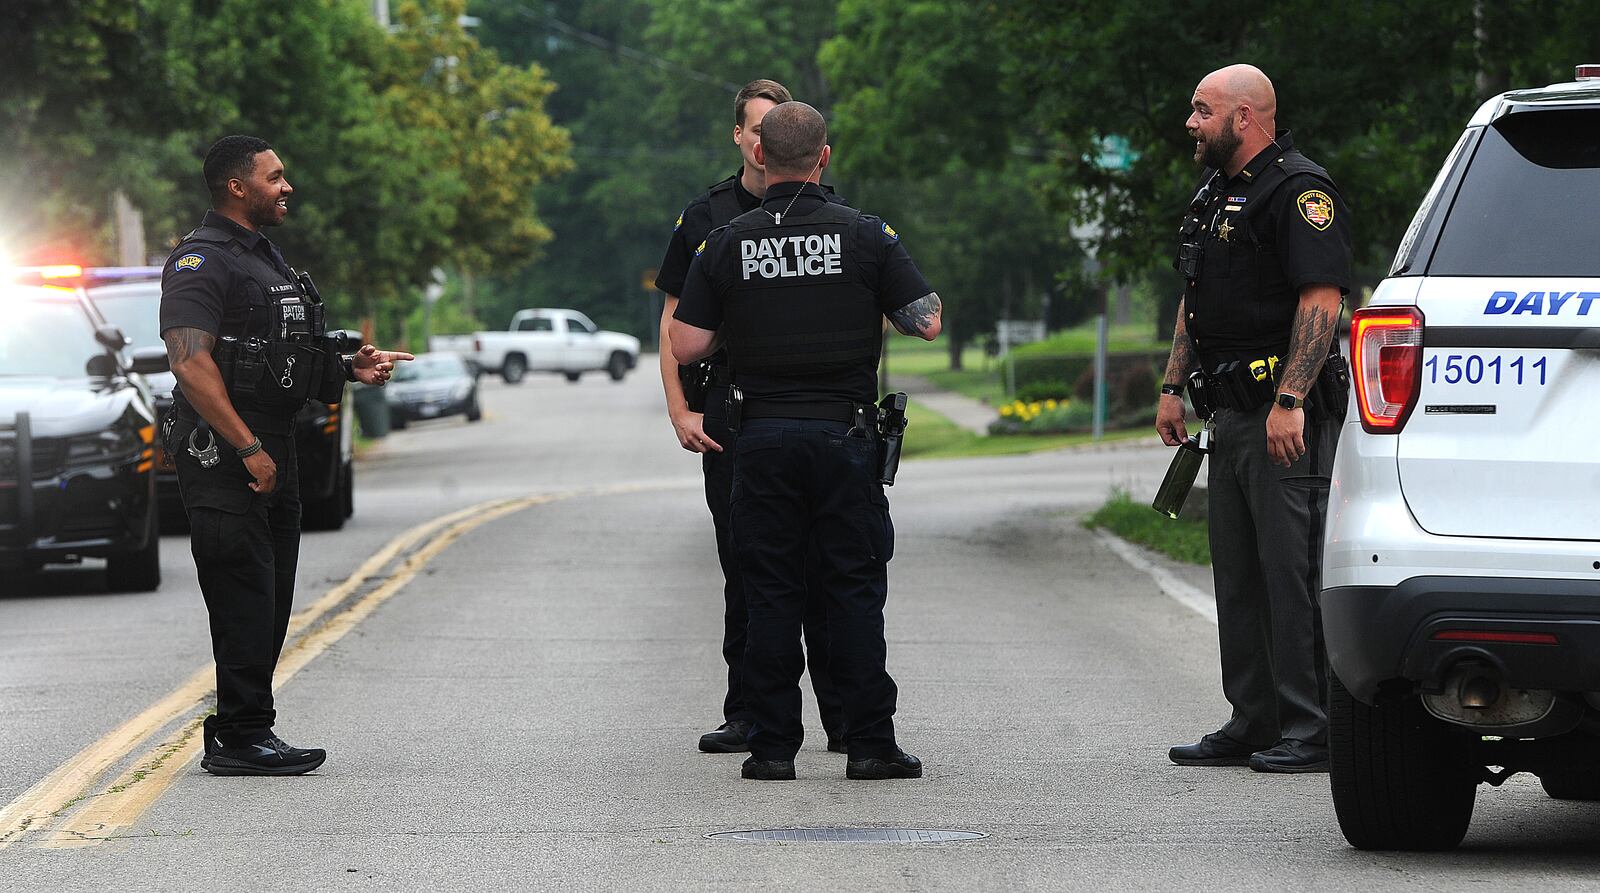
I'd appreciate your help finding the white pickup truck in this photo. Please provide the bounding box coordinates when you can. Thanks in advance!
[431,309,641,384]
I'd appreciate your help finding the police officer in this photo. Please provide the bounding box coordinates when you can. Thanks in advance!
[160,135,412,776]
[671,102,942,781]
[1158,66,1352,773]
[655,79,847,755]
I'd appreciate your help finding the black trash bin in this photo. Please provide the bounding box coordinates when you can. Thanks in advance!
[351,383,390,439]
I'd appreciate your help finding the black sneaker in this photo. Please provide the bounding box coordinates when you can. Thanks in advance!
[698,720,752,753]
[740,757,796,781]
[201,715,219,757]
[200,736,326,776]
[846,748,922,779]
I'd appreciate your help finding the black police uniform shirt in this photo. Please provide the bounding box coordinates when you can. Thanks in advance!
[1185,131,1353,367]
[674,181,932,407]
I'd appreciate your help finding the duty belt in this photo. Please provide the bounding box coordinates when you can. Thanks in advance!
[742,399,878,428]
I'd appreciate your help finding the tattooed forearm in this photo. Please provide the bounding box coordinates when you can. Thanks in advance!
[1279,290,1341,396]
[889,292,942,339]
[1163,296,1199,384]
[163,327,215,366]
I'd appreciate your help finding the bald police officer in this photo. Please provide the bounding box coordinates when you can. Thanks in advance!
[1159,66,1353,774]
[671,102,942,781]
[655,79,847,755]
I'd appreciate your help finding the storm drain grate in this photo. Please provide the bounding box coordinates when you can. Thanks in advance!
[707,828,986,844]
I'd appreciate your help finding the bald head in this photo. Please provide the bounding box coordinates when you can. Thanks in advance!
[756,101,828,177]
[1187,64,1279,174]
[1202,64,1277,124]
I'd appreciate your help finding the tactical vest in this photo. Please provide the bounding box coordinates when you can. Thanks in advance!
[720,201,882,401]
[177,225,344,420]
[706,176,743,226]
[1186,150,1338,363]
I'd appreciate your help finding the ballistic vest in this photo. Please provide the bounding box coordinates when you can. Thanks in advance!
[176,225,340,419]
[1186,148,1338,364]
[720,200,882,405]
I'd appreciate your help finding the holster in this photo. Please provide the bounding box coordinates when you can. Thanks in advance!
[1310,353,1350,422]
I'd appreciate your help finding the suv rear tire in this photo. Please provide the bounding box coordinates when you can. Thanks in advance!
[1539,769,1600,800]
[1329,671,1478,851]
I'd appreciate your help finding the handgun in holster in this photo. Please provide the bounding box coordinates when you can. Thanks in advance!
[679,361,714,413]
[725,384,744,434]
[877,392,909,486]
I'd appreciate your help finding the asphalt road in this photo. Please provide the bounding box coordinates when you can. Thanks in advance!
[3,360,1599,890]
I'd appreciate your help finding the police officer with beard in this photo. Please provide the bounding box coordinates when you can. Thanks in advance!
[160,135,412,775]
[655,79,848,755]
[671,102,942,781]
[1159,66,1352,774]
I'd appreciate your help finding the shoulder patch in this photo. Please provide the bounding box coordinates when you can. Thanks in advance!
[881,221,898,240]
[674,210,684,232]
[1296,190,1334,232]
[694,239,707,257]
[173,253,207,272]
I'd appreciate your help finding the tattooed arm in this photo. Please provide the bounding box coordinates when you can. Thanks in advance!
[1162,295,1199,387]
[888,292,942,341]
[1265,284,1342,466]
[1156,296,1199,446]
[1277,285,1343,398]
[163,327,256,452]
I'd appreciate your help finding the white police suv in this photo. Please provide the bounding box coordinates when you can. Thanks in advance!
[1322,65,1600,851]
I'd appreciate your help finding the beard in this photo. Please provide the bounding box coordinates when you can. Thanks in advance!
[246,190,286,228]
[1197,121,1243,170]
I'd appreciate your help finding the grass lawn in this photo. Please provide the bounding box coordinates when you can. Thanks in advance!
[1084,490,1211,565]
[881,321,1167,406]
[899,399,1153,460]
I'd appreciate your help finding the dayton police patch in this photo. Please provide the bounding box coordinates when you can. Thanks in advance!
[174,253,206,271]
[882,222,898,240]
[1297,190,1334,232]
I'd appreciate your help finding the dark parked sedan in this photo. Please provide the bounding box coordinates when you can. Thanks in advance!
[385,352,481,429]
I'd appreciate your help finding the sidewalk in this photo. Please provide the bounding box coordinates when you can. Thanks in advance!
[891,373,996,435]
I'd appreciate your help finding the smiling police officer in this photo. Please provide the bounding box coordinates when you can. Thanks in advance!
[1158,66,1353,774]
[655,80,848,756]
[160,135,412,776]
[671,102,941,781]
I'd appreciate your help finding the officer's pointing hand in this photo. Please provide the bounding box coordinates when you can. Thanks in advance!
[244,450,277,495]
[352,344,415,387]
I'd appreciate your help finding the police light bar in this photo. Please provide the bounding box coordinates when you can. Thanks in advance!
[7,264,84,282]
[1577,64,1600,81]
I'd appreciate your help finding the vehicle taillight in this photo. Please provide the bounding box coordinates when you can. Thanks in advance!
[1350,306,1424,434]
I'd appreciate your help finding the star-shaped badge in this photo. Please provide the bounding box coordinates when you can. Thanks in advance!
[1216,218,1233,242]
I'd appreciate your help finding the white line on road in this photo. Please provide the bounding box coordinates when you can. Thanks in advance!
[1093,528,1217,625]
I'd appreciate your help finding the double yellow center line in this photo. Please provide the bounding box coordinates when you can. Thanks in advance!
[0,493,555,848]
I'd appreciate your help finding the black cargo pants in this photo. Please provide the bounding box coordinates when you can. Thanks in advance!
[169,416,300,746]
[703,388,842,737]
[730,418,899,762]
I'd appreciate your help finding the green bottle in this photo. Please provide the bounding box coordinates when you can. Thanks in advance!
[1152,423,1210,520]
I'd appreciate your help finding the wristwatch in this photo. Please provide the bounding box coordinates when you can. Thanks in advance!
[1275,392,1305,410]
[1160,383,1184,397]
[341,355,357,382]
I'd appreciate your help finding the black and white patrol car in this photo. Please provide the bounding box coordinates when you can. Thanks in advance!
[0,267,166,591]
[1322,65,1600,850]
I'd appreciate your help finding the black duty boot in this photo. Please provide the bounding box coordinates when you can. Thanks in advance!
[698,720,752,753]
[1248,738,1330,774]
[741,756,796,781]
[201,736,326,776]
[1168,730,1258,767]
[846,748,923,780]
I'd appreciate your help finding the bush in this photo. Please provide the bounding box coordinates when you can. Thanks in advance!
[989,398,1093,435]
[1015,380,1074,402]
